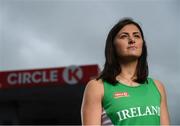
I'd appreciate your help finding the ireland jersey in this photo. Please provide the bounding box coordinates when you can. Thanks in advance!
[101,77,161,125]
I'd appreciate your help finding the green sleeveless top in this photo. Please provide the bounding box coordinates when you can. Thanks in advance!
[101,77,161,125]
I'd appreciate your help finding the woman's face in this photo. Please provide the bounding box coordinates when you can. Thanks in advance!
[114,24,143,60]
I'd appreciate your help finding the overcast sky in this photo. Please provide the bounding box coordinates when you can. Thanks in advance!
[0,0,180,124]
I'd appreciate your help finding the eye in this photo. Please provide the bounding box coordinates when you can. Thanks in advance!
[134,35,140,38]
[119,35,128,39]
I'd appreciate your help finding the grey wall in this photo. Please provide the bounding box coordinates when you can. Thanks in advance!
[0,0,179,124]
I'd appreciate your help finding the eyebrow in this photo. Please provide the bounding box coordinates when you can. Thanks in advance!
[119,32,140,35]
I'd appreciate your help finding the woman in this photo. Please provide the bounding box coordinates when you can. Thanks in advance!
[81,18,170,125]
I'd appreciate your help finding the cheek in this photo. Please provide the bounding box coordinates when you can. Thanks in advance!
[136,38,143,46]
[137,41,143,54]
[137,40,143,48]
[114,40,127,53]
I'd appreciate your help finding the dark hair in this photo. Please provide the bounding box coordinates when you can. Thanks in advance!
[96,18,148,85]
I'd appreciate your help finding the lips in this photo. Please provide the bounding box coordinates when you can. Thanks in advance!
[127,46,137,49]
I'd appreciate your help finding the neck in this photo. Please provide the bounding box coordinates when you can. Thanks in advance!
[118,58,138,80]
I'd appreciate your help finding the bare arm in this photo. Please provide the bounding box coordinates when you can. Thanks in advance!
[154,79,170,125]
[81,79,104,125]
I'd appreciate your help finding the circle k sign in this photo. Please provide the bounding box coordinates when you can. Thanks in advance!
[63,65,83,85]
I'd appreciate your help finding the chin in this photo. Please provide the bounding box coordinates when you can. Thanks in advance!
[125,52,140,57]
[123,54,140,60]
[118,53,141,60]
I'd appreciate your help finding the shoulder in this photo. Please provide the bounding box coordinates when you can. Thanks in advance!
[153,79,166,92]
[85,78,104,90]
[151,78,167,99]
[83,78,104,99]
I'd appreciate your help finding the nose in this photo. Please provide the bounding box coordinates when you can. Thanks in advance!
[128,36,135,44]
